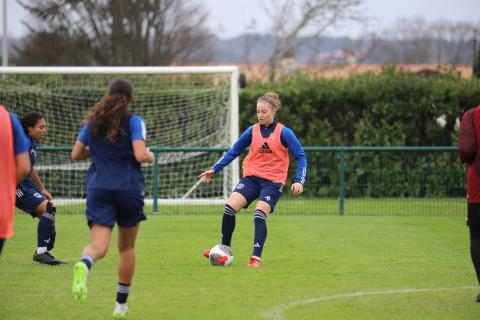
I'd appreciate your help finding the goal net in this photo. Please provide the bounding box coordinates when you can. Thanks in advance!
[0,67,240,213]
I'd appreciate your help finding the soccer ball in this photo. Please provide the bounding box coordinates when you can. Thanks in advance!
[209,244,234,266]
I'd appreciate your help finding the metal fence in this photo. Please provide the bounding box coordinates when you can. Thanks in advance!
[24,146,465,216]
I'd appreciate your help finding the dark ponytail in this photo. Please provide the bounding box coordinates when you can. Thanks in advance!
[86,78,133,142]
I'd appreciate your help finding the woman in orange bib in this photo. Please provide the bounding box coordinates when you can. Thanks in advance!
[199,92,307,267]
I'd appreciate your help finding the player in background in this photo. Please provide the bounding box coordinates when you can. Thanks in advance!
[458,104,480,302]
[71,78,154,318]
[199,92,307,268]
[0,106,31,255]
[15,112,65,265]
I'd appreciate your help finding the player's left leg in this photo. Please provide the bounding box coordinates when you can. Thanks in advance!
[113,190,146,316]
[34,201,66,264]
[248,200,271,268]
[33,200,63,265]
[248,180,283,268]
[114,224,140,318]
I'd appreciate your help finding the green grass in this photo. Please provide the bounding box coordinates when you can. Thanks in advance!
[0,214,478,320]
[33,197,466,216]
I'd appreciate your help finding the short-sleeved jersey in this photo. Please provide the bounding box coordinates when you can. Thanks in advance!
[77,114,147,191]
[17,136,37,190]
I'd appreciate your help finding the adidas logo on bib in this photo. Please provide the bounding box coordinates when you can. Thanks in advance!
[259,142,272,154]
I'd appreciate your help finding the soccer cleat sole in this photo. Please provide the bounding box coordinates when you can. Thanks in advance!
[72,262,88,302]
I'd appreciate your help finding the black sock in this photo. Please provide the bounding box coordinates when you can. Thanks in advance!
[47,231,56,252]
[252,209,267,258]
[37,213,54,249]
[116,282,131,304]
[80,254,94,271]
[0,238,4,255]
[469,226,480,285]
[221,204,236,247]
[47,203,56,252]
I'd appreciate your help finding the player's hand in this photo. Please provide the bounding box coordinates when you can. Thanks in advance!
[42,189,53,201]
[199,169,215,183]
[291,182,303,197]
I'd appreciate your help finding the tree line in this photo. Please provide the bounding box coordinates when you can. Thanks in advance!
[9,0,480,82]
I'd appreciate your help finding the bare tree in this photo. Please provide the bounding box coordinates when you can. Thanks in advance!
[381,17,479,64]
[16,0,214,66]
[260,0,364,81]
[430,20,479,64]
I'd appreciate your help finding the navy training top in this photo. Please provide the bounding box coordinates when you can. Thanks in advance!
[77,114,147,191]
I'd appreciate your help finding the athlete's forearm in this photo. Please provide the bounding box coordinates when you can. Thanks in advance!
[31,168,46,191]
[212,127,252,173]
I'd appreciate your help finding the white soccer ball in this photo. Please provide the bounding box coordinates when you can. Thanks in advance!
[209,244,234,266]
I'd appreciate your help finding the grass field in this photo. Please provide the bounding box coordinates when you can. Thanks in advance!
[38,197,466,216]
[0,213,478,320]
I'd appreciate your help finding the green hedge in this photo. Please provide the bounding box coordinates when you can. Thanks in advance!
[238,68,478,198]
[239,67,480,147]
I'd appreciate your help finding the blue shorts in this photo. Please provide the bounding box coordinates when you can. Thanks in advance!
[232,176,284,213]
[16,185,47,218]
[86,189,147,228]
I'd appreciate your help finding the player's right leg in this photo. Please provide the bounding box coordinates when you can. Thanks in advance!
[73,189,116,302]
[204,178,254,259]
[73,223,112,301]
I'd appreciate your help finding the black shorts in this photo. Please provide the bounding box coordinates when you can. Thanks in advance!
[467,202,480,231]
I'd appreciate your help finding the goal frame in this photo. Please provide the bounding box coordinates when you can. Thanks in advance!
[0,66,241,212]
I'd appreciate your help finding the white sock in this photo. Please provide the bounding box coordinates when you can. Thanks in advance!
[36,247,48,254]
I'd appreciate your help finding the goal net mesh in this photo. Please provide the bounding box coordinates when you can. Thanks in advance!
[1,70,237,212]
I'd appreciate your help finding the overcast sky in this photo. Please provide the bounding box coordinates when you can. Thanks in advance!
[4,0,480,39]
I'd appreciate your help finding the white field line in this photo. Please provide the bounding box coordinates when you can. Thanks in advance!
[263,286,479,320]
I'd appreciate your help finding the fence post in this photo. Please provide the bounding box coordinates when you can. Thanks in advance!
[339,148,345,216]
[152,150,159,215]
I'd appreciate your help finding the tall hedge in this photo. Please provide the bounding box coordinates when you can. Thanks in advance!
[238,68,480,197]
[239,67,480,146]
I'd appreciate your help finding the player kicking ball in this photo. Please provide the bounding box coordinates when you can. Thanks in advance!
[199,92,307,267]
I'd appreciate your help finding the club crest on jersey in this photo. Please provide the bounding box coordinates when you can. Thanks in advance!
[259,142,272,154]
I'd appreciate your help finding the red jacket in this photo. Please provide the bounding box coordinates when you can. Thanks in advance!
[458,105,480,202]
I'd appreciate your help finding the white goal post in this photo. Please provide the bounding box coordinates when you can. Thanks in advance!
[0,66,240,212]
